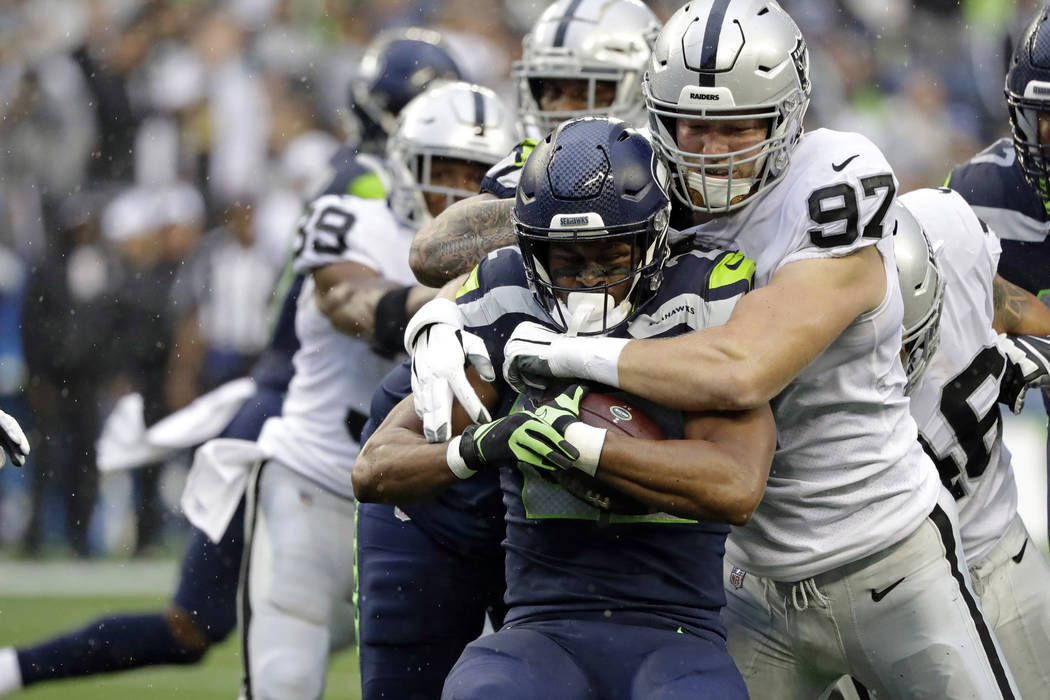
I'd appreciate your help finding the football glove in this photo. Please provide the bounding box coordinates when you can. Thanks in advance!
[996,334,1050,414]
[533,384,606,476]
[405,298,494,442]
[502,321,628,395]
[449,411,580,477]
[0,409,29,468]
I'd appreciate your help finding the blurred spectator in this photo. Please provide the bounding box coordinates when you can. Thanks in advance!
[167,194,282,408]
[22,192,122,557]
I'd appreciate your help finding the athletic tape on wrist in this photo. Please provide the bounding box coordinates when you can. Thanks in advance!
[446,436,477,479]
[553,336,628,389]
[563,422,606,476]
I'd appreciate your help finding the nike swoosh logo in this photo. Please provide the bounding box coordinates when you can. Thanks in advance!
[1013,538,1028,563]
[870,577,905,602]
[832,154,860,172]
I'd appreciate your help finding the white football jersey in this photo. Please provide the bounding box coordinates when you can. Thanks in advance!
[900,188,1016,564]
[686,128,942,580]
[257,194,417,498]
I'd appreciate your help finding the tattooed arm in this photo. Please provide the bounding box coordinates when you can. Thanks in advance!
[992,275,1050,335]
[409,193,516,287]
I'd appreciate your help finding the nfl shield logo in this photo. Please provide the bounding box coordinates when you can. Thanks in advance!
[729,566,746,590]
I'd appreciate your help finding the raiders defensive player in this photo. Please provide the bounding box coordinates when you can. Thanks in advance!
[240,82,514,700]
[415,1,1021,696]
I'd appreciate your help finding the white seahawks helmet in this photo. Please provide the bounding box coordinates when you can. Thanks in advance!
[644,0,811,213]
[387,82,518,227]
[513,0,660,135]
[893,201,945,392]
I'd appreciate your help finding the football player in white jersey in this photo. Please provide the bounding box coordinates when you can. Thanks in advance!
[240,82,515,700]
[411,1,1020,697]
[408,0,660,292]
[892,188,1050,697]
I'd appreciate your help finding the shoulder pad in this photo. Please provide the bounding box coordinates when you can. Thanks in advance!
[292,194,392,273]
[479,139,538,198]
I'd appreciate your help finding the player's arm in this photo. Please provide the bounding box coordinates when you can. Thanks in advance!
[312,261,436,352]
[508,246,885,412]
[352,370,498,504]
[992,274,1050,335]
[595,403,776,524]
[408,193,516,287]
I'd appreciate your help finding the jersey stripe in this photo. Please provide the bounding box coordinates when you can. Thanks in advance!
[930,505,1016,699]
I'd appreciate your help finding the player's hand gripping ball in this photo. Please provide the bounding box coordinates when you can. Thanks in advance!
[544,388,666,515]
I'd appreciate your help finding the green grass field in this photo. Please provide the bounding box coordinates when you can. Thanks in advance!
[0,594,360,699]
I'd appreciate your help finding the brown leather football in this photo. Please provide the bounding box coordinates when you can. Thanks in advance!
[550,391,666,515]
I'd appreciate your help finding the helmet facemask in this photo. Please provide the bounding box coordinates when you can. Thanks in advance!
[894,205,946,393]
[514,206,670,336]
[1006,91,1050,203]
[646,92,807,214]
[514,57,644,135]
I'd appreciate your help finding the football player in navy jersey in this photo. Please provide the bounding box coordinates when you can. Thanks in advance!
[0,29,463,697]
[352,3,663,698]
[355,117,775,699]
[946,6,1050,528]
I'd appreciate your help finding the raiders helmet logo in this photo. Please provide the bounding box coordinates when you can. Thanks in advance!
[791,38,810,94]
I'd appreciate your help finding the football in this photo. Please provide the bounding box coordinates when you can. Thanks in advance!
[549,390,666,515]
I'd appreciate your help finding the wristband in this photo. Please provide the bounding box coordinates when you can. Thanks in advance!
[563,422,607,476]
[446,436,477,479]
[372,286,412,356]
[552,336,629,389]
[404,297,462,354]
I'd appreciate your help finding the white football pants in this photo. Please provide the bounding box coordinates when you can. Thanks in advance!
[724,488,1019,699]
[239,459,357,700]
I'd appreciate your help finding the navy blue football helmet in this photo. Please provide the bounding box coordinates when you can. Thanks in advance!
[349,28,462,152]
[1006,7,1050,202]
[513,117,672,335]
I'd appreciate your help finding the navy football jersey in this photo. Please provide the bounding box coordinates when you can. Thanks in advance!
[947,138,1050,297]
[455,245,754,637]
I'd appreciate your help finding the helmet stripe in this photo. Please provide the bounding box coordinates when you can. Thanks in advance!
[553,0,586,48]
[472,89,486,135]
[698,0,732,86]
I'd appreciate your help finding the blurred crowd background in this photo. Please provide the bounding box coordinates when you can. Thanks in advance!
[0,0,1042,558]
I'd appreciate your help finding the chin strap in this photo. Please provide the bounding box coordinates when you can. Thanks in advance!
[685,171,754,209]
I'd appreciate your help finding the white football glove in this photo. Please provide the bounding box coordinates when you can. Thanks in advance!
[502,321,628,395]
[404,298,494,442]
[996,333,1050,414]
[0,409,29,468]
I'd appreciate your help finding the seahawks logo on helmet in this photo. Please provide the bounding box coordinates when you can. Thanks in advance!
[791,38,810,94]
